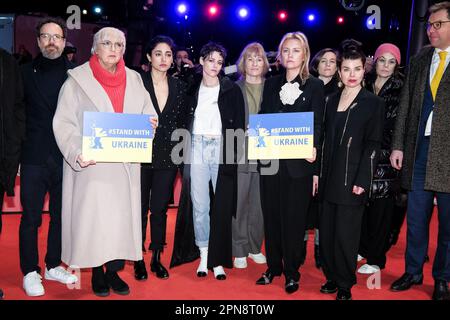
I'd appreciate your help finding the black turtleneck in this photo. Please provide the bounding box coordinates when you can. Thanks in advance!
[35,54,67,111]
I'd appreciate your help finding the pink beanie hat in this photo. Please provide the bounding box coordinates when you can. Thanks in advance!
[374,43,401,65]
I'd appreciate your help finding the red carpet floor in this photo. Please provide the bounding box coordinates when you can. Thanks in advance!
[0,208,439,300]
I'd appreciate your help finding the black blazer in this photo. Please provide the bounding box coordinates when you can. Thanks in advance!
[319,88,385,206]
[141,72,187,169]
[259,73,325,178]
[21,54,74,165]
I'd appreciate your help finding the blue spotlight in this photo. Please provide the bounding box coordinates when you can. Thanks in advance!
[235,5,250,20]
[177,3,187,15]
[308,14,315,22]
[93,6,102,15]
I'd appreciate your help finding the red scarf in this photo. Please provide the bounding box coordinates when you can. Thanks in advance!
[89,55,126,113]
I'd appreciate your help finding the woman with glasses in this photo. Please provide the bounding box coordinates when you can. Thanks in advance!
[358,43,404,275]
[133,35,187,281]
[170,42,245,280]
[256,32,325,294]
[318,39,384,300]
[53,27,157,297]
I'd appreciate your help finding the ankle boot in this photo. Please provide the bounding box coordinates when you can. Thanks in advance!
[134,259,148,281]
[197,247,208,277]
[105,270,130,295]
[91,266,109,297]
[150,250,169,279]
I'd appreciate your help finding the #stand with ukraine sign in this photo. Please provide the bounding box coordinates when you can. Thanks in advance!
[248,112,313,160]
[82,111,154,163]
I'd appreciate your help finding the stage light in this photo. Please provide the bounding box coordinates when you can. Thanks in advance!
[82,9,88,15]
[278,10,287,21]
[177,3,187,14]
[308,14,315,22]
[208,5,219,17]
[337,16,344,24]
[366,17,374,28]
[93,6,102,15]
[238,8,248,18]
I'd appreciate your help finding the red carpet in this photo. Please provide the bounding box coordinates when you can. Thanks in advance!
[0,209,439,300]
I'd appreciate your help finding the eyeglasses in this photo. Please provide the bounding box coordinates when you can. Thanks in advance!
[99,40,125,51]
[426,20,450,30]
[39,33,65,42]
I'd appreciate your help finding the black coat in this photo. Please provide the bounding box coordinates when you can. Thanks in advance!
[170,76,245,269]
[21,54,74,165]
[0,49,25,195]
[319,88,385,206]
[259,73,325,177]
[140,72,187,169]
[366,75,404,198]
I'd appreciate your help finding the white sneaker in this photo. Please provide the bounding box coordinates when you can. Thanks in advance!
[234,257,247,269]
[213,266,226,279]
[197,247,208,275]
[45,266,78,284]
[357,254,365,262]
[248,253,267,264]
[23,271,45,297]
[357,264,380,274]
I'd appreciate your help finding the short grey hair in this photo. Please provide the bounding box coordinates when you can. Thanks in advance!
[91,27,126,54]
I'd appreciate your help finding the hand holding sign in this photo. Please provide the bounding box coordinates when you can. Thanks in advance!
[77,154,96,168]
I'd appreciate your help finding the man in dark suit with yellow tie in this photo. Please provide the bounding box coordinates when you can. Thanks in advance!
[390,1,450,300]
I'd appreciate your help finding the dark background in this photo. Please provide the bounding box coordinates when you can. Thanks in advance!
[0,0,437,66]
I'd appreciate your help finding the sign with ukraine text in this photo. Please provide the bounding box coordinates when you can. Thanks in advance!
[248,112,313,160]
[82,111,154,163]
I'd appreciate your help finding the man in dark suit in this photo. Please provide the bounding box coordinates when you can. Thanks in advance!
[20,17,77,297]
[1,46,26,302]
[390,1,450,300]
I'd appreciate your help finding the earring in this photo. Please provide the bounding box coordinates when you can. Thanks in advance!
[362,79,366,87]
[338,81,343,88]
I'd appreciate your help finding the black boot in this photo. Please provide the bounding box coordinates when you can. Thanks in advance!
[300,240,307,266]
[134,259,148,281]
[314,244,322,269]
[91,266,110,297]
[105,271,130,295]
[151,249,169,279]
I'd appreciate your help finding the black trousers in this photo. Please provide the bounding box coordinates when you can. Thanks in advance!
[141,166,178,251]
[104,259,125,272]
[359,197,395,268]
[260,161,312,281]
[320,200,364,289]
[19,156,62,275]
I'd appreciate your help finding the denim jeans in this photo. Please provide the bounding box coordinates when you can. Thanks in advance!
[190,135,221,248]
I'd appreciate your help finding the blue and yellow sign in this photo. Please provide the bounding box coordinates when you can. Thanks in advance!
[248,112,313,160]
[82,111,154,163]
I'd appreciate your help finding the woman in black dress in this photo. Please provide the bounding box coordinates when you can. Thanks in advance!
[134,35,187,280]
[256,31,325,294]
[318,40,385,300]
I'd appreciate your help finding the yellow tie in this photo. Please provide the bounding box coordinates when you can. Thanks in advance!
[431,51,448,100]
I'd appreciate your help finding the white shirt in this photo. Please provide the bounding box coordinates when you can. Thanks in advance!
[429,46,450,84]
[192,83,222,136]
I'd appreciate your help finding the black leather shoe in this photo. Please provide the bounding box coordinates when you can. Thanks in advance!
[134,260,148,281]
[432,280,450,300]
[336,288,352,300]
[320,280,338,294]
[285,278,299,294]
[390,273,423,292]
[150,250,169,279]
[256,271,277,285]
[314,244,322,269]
[91,266,110,297]
[105,271,130,295]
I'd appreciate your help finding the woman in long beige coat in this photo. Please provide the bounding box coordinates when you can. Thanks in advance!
[53,27,156,297]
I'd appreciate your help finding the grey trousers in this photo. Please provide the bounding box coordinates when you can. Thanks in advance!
[232,171,264,258]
